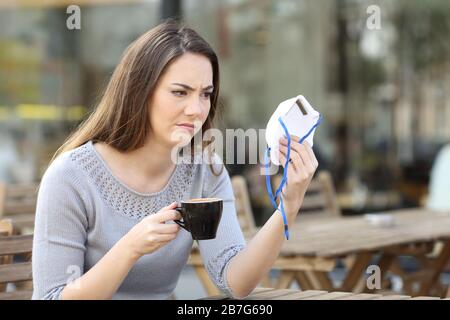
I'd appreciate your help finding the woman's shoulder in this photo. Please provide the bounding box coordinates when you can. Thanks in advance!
[201,152,227,177]
[178,150,226,178]
[199,152,231,188]
[199,152,235,201]
[41,142,91,186]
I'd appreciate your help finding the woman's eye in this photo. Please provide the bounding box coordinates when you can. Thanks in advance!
[202,92,212,99]
[172,90,187,97]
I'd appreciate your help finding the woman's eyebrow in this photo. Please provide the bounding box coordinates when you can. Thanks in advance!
[171,83,214,91]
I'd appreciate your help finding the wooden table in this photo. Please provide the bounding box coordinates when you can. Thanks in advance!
[201,288,448,300]
[189,208,450,297]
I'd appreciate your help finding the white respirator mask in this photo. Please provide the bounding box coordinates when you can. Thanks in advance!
[263,95,323,239]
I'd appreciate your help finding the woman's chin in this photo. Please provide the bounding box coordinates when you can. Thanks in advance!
[169,135,192,148]
[170,128,195,146]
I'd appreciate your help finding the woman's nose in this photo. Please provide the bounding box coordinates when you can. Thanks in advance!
[184,97,203,116]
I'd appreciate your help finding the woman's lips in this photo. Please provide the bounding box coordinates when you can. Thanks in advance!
[176,124,195,132]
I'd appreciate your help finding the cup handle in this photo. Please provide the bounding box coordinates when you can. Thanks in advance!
[174,206,189,231]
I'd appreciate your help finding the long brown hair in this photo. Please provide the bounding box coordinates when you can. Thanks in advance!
[53,20,223,175]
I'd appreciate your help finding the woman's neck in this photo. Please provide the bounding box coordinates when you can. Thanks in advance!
[94,138,184,194]
[122,138,177,180]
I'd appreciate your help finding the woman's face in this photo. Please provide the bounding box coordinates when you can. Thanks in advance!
[148,52,213,149]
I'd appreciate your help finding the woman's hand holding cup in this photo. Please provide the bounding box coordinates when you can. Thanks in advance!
[121,202,181,261]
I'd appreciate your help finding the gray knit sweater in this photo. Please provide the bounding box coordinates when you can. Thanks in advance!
[32,141,246,300]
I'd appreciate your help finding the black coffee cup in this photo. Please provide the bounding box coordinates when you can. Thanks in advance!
[174,198,223,240]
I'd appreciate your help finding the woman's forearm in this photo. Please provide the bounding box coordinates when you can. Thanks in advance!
[226,206,299,299]
[226,136,318,299]
[60,238,139,300]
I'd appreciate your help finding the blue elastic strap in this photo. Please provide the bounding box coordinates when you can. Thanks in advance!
[275,118,292,200]
[265,148,278,209]
[265,147,289,239]
[275,114,324,199]
[264,114,323,240]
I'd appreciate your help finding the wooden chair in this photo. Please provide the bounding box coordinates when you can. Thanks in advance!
[0,182,39,234]
[0,219,13,293]
[0,219,33,300]
[272,170,341,218]
[0,219,13,237]
[231,175,257,232]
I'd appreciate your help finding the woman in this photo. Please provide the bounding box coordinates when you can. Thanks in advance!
[32,20,318,300]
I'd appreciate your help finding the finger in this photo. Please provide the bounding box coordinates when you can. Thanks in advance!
[278,150,297,176]
[286,140,312,168]
[281,135,312,158]
[303,141,318,168]
[277,151,292,189]
[278,150,287,169]
[280,140,316,179]
[154,223,180,234]
[156,209,182,223]
[279,136,305,162]
[294,142,316,173]
[278,144,302,171]
[279,134,300,143]
[161,202,178,211]
[287,134,301,143]
[152,233,178,243]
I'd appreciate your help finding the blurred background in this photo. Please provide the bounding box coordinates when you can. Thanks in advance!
[2,0,450,217]
[1,0,450,299]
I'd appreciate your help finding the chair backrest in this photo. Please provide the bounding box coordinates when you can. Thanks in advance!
[0,219,13,237]
[0,219,33,300]
[273,170,341,217]
[231,175,257,232]
[0,182,39,217]
[0,219,13,294]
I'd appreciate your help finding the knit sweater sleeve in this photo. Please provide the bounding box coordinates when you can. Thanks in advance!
[197,155,247,298]
[32,153,90,300]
